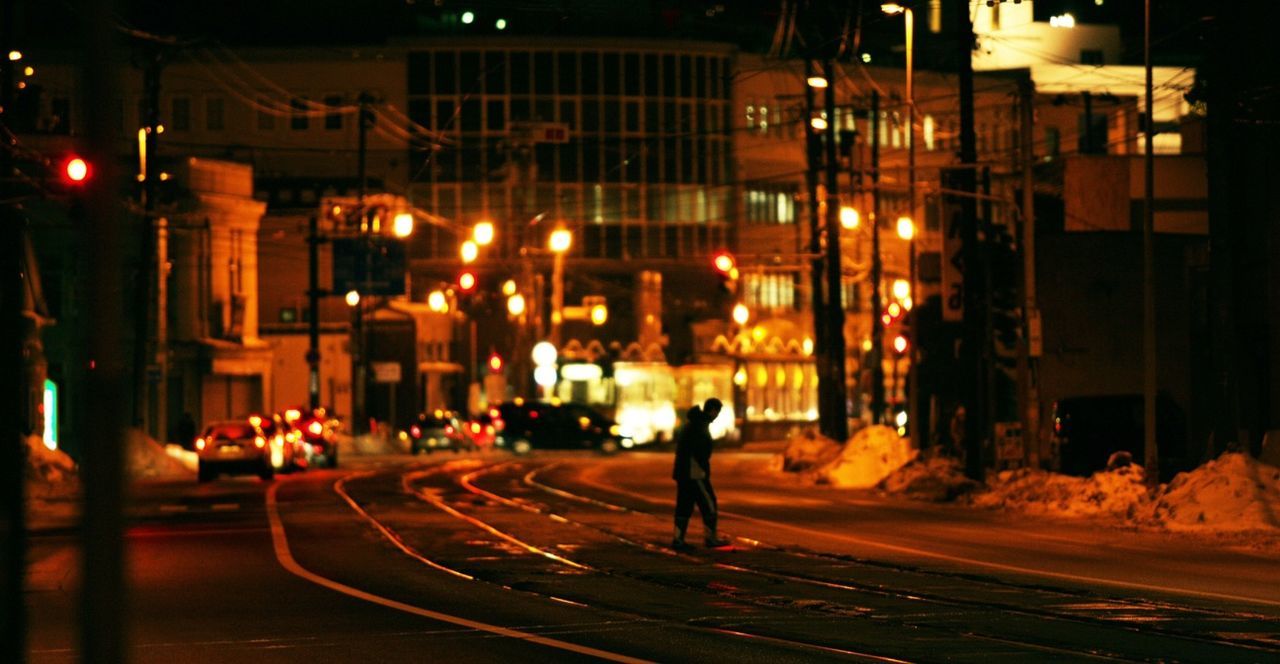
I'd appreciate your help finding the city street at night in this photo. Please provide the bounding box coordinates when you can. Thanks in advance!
[6,1,1280,661]
[25,448,1280,662]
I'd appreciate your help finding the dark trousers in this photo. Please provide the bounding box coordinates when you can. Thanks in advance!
[674,478,717,533]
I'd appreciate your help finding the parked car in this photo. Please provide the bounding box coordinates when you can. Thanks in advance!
[195,420,276,482]
[407,410,467,454]
[1051,394,1187,479]
[494,400,631,455]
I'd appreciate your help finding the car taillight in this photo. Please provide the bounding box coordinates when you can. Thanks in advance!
[489,408,499,418]
[410,425,421,438]
[494,419,504,432]
[470,422,480,434]
[486,425,494,435]
[255,436,266,448]
[195,438,206,451]
[445,425,454,435]
[307,420,324,436]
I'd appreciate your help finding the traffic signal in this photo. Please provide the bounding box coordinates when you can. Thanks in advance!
[457,270,477,293]
[61,155,90,184]
[711,250,738,293]
[487,352,503,374]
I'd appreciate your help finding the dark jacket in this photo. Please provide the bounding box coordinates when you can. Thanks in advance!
[672,406,715,481]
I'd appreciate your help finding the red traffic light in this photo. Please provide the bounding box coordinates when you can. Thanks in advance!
[458,271,477,292]
[487,352,503,373]
[712,251,736,275]
[62,156,90,184]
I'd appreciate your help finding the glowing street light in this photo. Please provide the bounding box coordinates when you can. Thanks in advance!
[893,335,909,355]
[501,279,517,296]
[732,303,750,326]
[461,11,475,24]
[810,114,828,131]
[589,303,608,326]
[840,206,860,229]
[460,240,479,263]
[880,2,905,15]
[473,220,495,246]
[806,75,828,89]
[896,216,915,241]
[392,212,414,238]
[427,290,448,313]
[344,290,361,307]
[892,278,911,301]
[7,50,21,61]
[531,341,557,367]
[507,293,526,317]
[548,227,572,253]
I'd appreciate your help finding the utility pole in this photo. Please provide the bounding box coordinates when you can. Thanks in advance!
[821,59,849,441]
[803,58,830,435]
[307,214,321,409]
[80,0,129,658]
[353,92,372,435]
[956,0,984,481]
[1016,76,1040,468]
[1142,0,1159,480]
[869,91,886,425]
[132,46,165,436]
[0,0,27,656]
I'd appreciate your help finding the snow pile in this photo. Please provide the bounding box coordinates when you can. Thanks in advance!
[26,435,77,485]
[818,425,917,488]
[164,444,200,473]
[128,429,195,479]
[1152,453,1280,532]
[974,463,1154,519]
[26,435,80,528]
[879,456,979,501]
[775,428,843,472]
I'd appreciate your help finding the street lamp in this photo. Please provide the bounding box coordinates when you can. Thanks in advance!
[548,227,571,344]
[896,216,915,241]
[427,290,448,313]
[840,206,860,230]
[507,293,526,317]
[392,212,414,238]
[460,240,479,264]
[473,220,495,246]
[732,303,750,326]
[344,290,361,307]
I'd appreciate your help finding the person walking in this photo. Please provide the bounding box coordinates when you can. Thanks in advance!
[671,398,730,551]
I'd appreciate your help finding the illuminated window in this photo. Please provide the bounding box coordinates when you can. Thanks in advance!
[743,273,797,311]
[923,114,935,150]
[744,183,796,225]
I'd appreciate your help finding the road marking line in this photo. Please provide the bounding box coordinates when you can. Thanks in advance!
[265,479,650,664]
[566,463,1280,609]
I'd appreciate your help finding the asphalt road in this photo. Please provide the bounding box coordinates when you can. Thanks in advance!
[25,450,1280,662]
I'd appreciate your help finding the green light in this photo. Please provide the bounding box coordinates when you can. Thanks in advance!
[495,18,507,30]
[42,379,57,451]
[461,11,475,24]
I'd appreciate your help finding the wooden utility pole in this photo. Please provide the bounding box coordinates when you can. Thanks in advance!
[1016,76,1040,468]
[821,59,849,441]
[1142,0,1159,480]
[803,59,830,434]
[307,214,321,409]
[869,91,886,424]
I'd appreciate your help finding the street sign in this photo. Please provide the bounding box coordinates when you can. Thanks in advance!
[509,122,571,144]
[331,237,406,296]
[371,362,402,384]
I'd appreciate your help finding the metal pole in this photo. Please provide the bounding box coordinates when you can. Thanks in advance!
[551,250,564,346]
[822,59,849,441]
[803,58,830,435]
[869,91,886,425]
[354,92,371,435]
[904,7,920,450]
[307,215,321,409]
[1142,0,1159,480]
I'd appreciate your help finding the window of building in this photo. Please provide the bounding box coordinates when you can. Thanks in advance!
[171,97,190,131]
[923,114,935,150]
[324,95,343,130]
[1045,126,1060,160]
[206,97,225,131]
[743,273,796,311]
[745,184,796,224]
[290,97,309,130]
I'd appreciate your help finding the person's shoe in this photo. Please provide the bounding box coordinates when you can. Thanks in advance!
[670,538,695,552]
[704,533,731,548]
